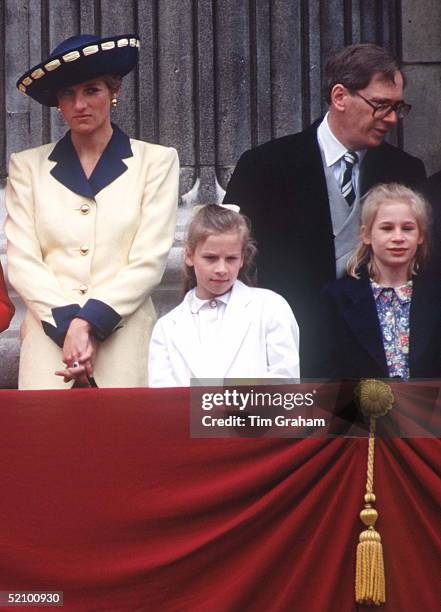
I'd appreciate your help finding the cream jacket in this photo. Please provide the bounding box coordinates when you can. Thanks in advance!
[148,280,300,387]
[5,126,179,389]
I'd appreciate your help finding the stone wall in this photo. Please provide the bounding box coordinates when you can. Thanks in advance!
[1,0,440,387]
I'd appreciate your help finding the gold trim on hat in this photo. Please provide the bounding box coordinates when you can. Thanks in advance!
[45,59,61,71]
[83,44,99,56]
[31,68,45,79]
[22,76,33,86]
[117,38,129,47]
[63,50,81,62]
[19,84,26,93]
[101,41,115,51]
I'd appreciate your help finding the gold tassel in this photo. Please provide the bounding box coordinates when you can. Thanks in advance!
[354,380,394,606]
[355,489,386,605]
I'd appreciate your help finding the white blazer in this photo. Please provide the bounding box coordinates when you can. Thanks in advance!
[148,280,300,387]
[5,126,179,389]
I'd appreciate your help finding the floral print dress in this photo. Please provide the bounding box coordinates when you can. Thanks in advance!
[370,280,413,380]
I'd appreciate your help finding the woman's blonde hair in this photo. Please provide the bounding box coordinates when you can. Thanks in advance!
[183,205,257,294]
[347,182,431,280]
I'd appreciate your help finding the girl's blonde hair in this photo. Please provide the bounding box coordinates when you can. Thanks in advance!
[183,205,257,294]
[347,182,431,280]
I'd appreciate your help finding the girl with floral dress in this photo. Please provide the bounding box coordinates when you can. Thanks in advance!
[313,183,441,379]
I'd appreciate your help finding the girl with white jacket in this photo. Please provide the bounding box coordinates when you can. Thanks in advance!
[148,205,300,387]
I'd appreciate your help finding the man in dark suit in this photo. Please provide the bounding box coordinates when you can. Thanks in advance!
[223,43,426,376]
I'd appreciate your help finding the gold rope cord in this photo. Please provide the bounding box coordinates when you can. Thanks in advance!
[355,379,392,606]
[366,417,376,495]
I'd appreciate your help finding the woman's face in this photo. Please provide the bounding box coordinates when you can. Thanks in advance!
[57,78,115,135]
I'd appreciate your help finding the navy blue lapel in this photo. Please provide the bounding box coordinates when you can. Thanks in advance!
[49,131,94,198]
[409,276,441,370]
[89,124,133,194]
[49,124,133,198]
[341,276,388,372]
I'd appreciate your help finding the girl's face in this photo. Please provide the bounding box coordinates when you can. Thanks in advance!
[57,78,115,136]
[362,199,423,280]
[185,231,244,300]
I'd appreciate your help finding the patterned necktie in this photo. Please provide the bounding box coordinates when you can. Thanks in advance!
[341,150,358,207]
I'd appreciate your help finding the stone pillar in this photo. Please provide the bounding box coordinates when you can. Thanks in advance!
[401,0,441,175]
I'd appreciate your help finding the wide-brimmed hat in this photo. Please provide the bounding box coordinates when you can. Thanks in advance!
[16,34,139,107]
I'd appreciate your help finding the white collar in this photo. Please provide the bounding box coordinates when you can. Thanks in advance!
[317,112,366,167]
[189,288,232,314]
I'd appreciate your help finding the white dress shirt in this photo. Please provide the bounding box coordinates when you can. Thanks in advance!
[317,112,366,194]
[189,289,231,345]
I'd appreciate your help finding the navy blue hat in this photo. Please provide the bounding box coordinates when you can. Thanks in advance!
[16,34,139,107]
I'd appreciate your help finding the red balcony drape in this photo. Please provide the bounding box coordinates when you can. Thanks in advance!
[0,388,439,612]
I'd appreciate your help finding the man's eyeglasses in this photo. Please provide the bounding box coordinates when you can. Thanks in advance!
[354,91,411,119]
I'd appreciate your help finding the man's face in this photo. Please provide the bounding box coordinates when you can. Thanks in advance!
[336,71,404,150]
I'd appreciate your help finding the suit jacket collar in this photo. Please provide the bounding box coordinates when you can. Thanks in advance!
[49,123,133,197]
[280,121,335,276]
[220,280,253,373]
[359,143,389,196]
[171,280,253,378]
[307,120,393,197]
[317,113,366,167]
[339,274,388,373]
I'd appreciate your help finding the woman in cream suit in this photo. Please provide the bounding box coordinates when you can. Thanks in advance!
[6,34,179,389]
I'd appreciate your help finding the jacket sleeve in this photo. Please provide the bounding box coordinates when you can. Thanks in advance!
[265,293,300,378]
[5,152,81,346]
[77,147,180,340]
[0,264,15,333]
[148,318,181,387]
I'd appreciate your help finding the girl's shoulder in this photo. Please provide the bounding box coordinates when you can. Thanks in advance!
[234,282,293,311]
[320,275,371,310]
[413,272,441,296]
[323,274,365,294]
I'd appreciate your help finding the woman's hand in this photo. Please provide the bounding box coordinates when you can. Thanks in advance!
[55,362,89,385]
[58,318,98,385]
